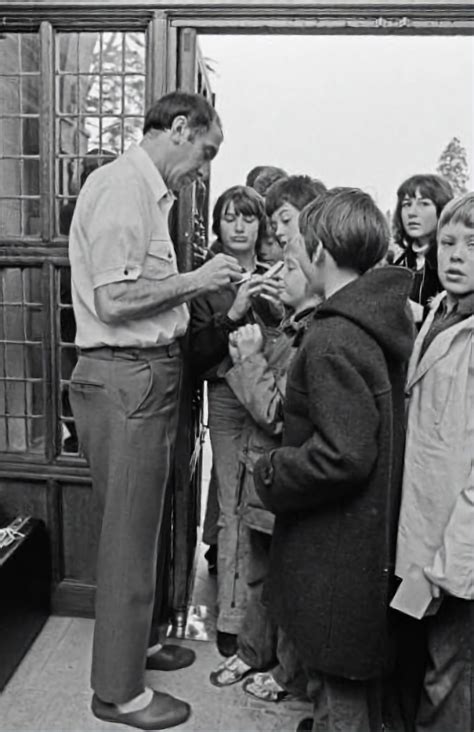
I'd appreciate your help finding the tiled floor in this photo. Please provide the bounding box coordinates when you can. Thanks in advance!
[0,444,312,731]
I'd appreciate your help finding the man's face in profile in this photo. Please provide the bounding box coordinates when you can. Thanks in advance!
[168,119,223,191]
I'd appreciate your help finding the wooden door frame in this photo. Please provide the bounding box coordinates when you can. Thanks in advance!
[1,2,473,35]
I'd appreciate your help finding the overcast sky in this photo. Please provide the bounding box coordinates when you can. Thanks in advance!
[200,35,474,214]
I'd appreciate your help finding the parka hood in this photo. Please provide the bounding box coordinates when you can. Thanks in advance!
[316,266,415,363]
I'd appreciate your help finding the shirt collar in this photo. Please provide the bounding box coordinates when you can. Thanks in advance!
[125,143,175,205]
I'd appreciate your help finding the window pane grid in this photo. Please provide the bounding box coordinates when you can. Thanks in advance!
[0,28,148,460]
[55,31,145,238]
[0,266,45,454]
[0,33,41,238]
[56,267,78,455]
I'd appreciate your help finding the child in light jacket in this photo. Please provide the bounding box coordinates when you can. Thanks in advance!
[395,192,474,732]
[209,245,320,701]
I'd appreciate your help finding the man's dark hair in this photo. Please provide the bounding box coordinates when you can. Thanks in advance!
[143,91,221,137]
[246,165,287,191]
[265,175,326,216]
[392,174,453,250]
[300,188,389,274]
[212,185,267,245]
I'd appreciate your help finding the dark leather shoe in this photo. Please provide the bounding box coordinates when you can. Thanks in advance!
[296,718,314,732]
[146,644,196,671]
[91,691,191,730]
[216,631,238,657]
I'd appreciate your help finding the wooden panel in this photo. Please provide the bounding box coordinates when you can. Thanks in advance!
[1,1,472,36]
[0,478,49,525]
[39,22,54,243]
[146,12,170,104]
[52,579,95,616]
[1,1,473,9]
[0,477,98,618]
[60,481,99,584]
[171,18,474,34]
[175,27,197,270]
[0,477,60,586]
[167,25,178,89]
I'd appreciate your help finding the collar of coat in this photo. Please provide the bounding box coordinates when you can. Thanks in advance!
[281,306,315,343]
[438,290,474,318]
[406,291,474,390]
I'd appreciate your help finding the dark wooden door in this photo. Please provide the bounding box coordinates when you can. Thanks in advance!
[168,27,215,631]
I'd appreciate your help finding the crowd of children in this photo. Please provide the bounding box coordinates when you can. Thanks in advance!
[189,169,473,732]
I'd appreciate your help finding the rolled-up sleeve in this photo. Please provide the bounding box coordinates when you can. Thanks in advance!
[86,177,149,289]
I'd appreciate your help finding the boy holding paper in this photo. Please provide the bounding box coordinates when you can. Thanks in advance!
[395,192,474,732]
[253,189,415,732]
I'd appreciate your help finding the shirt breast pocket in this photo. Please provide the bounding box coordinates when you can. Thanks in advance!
[143,238,177,281]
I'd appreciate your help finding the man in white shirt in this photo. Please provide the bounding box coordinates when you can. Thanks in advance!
[69,91,241,730]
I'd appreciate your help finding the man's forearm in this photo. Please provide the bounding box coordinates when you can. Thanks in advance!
[95,270,204,324]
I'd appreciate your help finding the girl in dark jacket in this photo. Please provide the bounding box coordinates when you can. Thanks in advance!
[392,174,453,322]
[190,185,281,657]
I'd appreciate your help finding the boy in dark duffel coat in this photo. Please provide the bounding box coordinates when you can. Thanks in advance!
[254,188,415,732]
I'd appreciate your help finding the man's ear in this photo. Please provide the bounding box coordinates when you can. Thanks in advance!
[169,115,190,144]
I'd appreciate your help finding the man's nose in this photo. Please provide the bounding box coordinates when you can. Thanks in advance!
[198,161,211,180]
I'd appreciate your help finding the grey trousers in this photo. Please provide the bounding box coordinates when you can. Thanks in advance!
[238,530,277,670]
[208,380,249,634]
[69,345,181,704]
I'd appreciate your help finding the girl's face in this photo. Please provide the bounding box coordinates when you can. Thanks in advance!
[400,187,438,246]
[220,201,259,255]
[270,202,301,248]
[258,230,284,266]
[279,251,309,310]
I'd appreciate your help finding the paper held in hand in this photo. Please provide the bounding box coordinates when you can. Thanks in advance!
[390,563,437,619]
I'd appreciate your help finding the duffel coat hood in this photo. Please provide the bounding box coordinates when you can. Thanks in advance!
[255,266,414,680]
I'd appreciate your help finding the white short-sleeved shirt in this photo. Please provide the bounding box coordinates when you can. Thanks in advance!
[69,143,190,348]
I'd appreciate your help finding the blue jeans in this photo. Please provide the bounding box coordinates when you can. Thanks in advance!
[208,380,249,634]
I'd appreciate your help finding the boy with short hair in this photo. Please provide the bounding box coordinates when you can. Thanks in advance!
[246,164,288,198]
[265,175,326,249]
[395,192,474,732]
[254,188,415,732]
